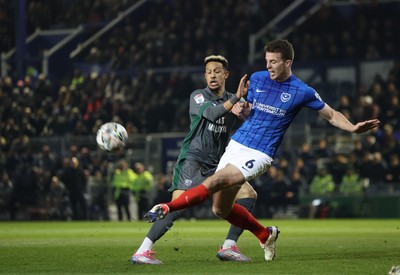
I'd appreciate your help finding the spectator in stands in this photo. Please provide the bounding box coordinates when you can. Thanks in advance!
[329,154,349,186]
[336,94,353,115]
[352,139,365,160]
[309,167,335,196]
[112,159,136,221]
[78,146,92,171]
[357,151,374,184]
[381,95,400,129]
[47,176,71,220]
[386,80,399,101]
[275,157,292,177]
[377,124,398,159]
[298,142,313,165]
[132,162,154,221]
[369,152,388,185]
[339,167,363,196]
[308,167,337,219]
[153,173,172,205]
[298,143,318,181]
[286,171,304,207]
[68,145,79,158]
[293,156,313,184]
[385,154,400,187]
[60,157,88,220]
[361,95,380,120]
[362,134,380,153]
[267,167,290,216]
[313,139,334,159]
[33,74,53,109]
[12,150,41,211]
[33,144,58,176]
[87,170,109,221]
[252,167,274,219]
[0,172,14,219]
[370,80,386,108]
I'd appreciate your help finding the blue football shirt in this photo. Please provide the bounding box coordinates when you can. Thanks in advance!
[231,70,325,159]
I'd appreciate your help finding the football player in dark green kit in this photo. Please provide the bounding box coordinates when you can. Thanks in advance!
[132,55,256,264]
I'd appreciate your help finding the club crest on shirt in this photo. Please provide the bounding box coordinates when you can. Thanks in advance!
[184,179,193,186]
[281,92,291,102]
[194,94,205,104]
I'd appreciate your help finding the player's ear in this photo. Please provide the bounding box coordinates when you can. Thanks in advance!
[224,70,230,79]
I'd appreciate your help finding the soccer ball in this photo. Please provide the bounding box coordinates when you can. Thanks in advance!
[96,122,128,152]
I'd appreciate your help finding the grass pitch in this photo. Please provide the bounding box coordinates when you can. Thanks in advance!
[0,219,399,274]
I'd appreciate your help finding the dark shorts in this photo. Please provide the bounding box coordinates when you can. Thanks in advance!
[168,159,217,193]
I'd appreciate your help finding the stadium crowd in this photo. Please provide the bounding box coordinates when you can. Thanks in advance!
[0,0,133,53]
[287,1,400,61]
[66,1,400,69]
[2,1,399,62]
[1,0,400,220]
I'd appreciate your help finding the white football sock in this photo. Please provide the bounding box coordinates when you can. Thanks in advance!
[135,237,154,254]
[222,239,237,249]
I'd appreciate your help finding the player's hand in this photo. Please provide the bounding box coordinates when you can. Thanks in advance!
[232,100,251,120]
[236,74,249,99]
[353,119,380,133]
[231,101,242,116]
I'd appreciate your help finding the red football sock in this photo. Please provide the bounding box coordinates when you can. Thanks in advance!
[225,203,270,243]
[166,184,210,212]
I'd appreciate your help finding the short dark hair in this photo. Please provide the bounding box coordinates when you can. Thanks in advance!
[264,39,294,61]
[204,55,229,70]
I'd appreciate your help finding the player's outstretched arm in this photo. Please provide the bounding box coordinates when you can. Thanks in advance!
[223,74,249,112]
[318,103,380,134]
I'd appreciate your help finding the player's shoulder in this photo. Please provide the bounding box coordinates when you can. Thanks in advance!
[290,75,324,104]
[250,70,269,80]
[190,88,207,96]
[288,74,306,86]
[190,88,210,105]
[290,74,316,93]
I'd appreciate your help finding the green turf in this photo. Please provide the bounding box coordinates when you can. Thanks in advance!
[0,219,399,274]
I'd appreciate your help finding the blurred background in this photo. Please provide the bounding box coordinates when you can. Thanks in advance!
[0,0,399,221]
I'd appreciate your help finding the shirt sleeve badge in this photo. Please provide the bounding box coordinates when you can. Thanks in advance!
[194,93,205,104]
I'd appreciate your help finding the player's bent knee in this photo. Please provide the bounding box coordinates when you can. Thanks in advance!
[211,205,229,218]
[206,174,230,192]
[237,183,257,199]
[243,188,257,199]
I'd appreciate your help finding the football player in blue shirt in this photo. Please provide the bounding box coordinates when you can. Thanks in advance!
[145,39,380,261]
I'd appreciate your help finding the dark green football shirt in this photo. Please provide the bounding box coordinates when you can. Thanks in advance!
[177,87,241,167]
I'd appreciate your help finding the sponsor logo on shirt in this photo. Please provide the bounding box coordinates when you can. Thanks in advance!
[253,99,286,116]
[194,94,205,104]
[256,88,267,93]
[208,124,227,133]
[207,117,227,133]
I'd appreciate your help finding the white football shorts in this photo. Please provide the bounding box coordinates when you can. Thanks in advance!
[216,139,273,181]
